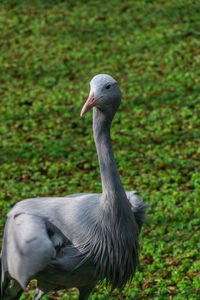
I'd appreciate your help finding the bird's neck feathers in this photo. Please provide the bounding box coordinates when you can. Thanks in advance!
[93,107,130,214]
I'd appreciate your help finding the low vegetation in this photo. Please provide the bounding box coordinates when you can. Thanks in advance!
[0,0,199,299]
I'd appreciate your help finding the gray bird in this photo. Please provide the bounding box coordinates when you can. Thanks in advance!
[0,74,148,300]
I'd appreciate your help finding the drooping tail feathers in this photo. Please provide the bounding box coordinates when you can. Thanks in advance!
[126,190,149,231]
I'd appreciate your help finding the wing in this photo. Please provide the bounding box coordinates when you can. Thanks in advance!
[1,213,57,290]
[2,195,94,293]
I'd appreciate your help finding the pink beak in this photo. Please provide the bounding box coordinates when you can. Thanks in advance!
[80,92,99,117]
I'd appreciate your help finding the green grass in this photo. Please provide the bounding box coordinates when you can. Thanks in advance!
[0,0,200,299]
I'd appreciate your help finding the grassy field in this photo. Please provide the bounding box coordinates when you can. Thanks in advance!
[0,0,200,299]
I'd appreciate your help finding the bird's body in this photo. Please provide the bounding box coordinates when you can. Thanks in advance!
[1,74,148,300]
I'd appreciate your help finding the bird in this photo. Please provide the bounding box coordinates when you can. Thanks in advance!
[0,74,148,300]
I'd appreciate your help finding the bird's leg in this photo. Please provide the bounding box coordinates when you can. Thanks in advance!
[32,288,45,300]
[78,284,95,300]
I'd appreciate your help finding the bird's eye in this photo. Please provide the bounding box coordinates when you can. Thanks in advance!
[106,84,111,89]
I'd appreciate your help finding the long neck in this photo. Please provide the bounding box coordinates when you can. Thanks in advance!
[93,107,129,211]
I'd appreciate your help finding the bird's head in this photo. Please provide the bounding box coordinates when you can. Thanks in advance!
[81,74,122,117]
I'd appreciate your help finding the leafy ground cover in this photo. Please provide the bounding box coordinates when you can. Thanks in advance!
[0,0,200,299]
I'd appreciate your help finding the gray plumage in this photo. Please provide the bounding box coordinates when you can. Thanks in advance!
[0,74,148,300]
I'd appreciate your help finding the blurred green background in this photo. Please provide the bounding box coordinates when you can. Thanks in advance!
[0,0,200,299]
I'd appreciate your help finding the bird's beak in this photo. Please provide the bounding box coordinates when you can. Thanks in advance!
[80,91,99,117]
